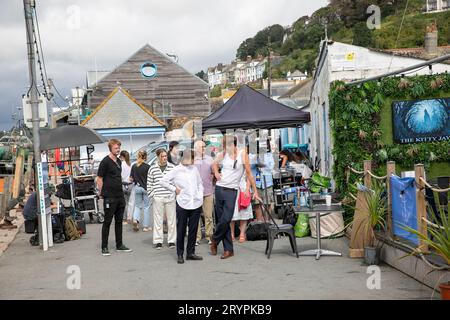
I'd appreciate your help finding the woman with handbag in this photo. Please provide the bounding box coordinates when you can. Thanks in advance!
[210,135,261,259]
[230,173,252,243]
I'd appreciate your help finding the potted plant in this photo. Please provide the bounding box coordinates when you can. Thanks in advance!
[401,202,450,300]
[361,180,387,265]
[344,180,387,263]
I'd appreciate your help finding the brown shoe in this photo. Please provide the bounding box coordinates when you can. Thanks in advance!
[132,220,139,232]
[210,238,217,256]
[220,251,234,259]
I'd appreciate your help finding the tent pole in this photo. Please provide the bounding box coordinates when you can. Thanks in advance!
[53,149,57,186]
[68,147,75,208]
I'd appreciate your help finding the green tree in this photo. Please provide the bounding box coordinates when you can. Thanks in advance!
[209,85,222,98]
[195,70,206,81]
[236,24,285,60]
[353,21,374,47]
[237,38,257,60]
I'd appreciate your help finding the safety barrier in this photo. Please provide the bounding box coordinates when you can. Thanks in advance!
[347,160,449,254]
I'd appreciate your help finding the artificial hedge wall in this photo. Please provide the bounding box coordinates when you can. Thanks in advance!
[329,73,450,199]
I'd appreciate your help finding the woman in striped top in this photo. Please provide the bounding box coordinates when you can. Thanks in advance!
[147,148,176,250]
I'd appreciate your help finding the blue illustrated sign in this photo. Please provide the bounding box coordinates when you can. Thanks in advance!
[392,98,450,144]
[140,62,157,78]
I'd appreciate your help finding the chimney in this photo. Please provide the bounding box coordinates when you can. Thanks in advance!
[424,22,438,56]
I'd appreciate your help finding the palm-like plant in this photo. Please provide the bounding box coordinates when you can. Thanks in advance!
[401,201,450,266]
[362,180,387,247]
[400,197,450,299]
[345,180,387,248]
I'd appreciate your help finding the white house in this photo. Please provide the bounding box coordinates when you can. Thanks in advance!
[310,40,450,177]
[207,63,225,89]
[207,56,269,88]
[256,59,266,80]
[234,61,247,85]
[286,70,307,81]
[245,60,260,82]
[426,0,450,12]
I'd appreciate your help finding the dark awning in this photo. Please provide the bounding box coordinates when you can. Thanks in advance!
[202,85,310,132]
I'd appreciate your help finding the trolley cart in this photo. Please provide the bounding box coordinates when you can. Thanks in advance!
[72,174,104,223]
[56,175,104,224]
[272,168,299,219]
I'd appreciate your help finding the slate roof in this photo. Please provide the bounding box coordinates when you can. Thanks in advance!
[373,46,450,63]
[82,87,165,129]
[86,44,210,117]
[279,79,313,99]
[290,70,307,78]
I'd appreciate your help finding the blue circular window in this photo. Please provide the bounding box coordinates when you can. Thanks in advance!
[140,62,157,78]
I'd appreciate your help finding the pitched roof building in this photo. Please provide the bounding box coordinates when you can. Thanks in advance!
[81,86,166,160]
[82,87,164,129]
[85,44,210,127]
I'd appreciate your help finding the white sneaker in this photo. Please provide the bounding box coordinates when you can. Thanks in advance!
[208,240,212,245]
[143,227,152,232]
[195,241,200,246]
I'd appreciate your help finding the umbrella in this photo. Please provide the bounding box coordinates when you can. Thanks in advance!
[39,125,107,151]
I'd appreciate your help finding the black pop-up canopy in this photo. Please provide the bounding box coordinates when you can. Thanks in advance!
[202,85,310,131]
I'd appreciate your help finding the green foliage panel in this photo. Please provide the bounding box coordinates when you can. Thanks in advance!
[329,73,450,200]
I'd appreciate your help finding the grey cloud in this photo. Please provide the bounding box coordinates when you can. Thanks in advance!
[0,0,327,130]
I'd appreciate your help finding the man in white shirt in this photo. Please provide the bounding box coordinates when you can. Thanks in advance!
[160,149,204,264]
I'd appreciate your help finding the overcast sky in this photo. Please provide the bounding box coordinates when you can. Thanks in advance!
[0,0,328,130]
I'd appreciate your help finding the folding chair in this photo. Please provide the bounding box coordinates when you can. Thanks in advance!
[260,201,299,259]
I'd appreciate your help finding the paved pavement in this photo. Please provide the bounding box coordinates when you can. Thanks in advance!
[0,220,439,300]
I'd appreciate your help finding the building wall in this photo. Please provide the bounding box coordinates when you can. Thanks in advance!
[309,41,450,177]
[328,42,450,82]
[310,48,332,176]
[80,130,165,162]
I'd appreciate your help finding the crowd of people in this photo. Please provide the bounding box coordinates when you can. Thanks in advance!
[98,137,310,263]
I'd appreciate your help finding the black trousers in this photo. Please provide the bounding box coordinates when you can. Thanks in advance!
[176,203,201,257]
[213,186,238,252]
[101,197,125,249]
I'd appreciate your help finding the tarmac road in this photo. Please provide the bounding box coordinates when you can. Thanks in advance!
[0,222,438,300]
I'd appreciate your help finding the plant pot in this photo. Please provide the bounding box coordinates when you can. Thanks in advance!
[364,246,380,265]
[439,282,450,300]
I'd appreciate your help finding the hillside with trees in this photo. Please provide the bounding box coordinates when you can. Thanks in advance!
[236,0,450,79]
